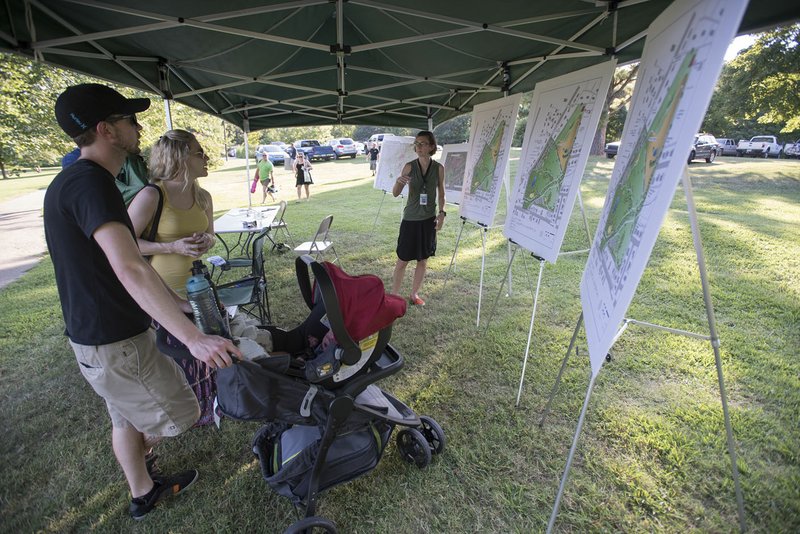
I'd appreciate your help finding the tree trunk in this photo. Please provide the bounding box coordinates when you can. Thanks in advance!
[0,159,7,180]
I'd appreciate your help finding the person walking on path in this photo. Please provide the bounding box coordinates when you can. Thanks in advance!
[285,143,297,171]
[256,152,276,204]
[294,152,313,201]
[367,143,380,176]
[44,83,240,520]
[390,131,446,306]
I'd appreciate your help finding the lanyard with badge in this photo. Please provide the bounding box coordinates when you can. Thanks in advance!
[418,159,430,206]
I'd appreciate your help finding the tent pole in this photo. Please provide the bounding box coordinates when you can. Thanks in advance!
[163,99,173,130]
[243,118,252,208]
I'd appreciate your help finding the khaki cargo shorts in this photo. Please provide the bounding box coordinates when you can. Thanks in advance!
[70,329,200,436]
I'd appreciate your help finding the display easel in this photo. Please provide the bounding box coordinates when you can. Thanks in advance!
[442,217,506,327]
[541,170,746,533]
[370,190,405,234]
[481,189,594,406]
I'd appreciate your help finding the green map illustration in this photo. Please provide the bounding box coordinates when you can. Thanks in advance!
[522,104,584,210]
[599,49,695,267]
[470,119,506,193]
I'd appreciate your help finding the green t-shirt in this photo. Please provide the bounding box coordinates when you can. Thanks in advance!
[257,159,274,183]
[116,155,149,206]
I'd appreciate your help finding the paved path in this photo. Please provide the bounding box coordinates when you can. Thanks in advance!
[0,189,47,290]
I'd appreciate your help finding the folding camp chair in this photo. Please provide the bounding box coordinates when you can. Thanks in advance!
[217,229,272,324]
[267,200,294,250]
[293,214,340,264]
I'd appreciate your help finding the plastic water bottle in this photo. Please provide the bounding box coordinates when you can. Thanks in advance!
[186,262,229,338]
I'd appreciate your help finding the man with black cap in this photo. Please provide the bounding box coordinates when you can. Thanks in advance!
[44,83,242,520]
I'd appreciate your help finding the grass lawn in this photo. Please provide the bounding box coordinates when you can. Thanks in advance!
[0,154,797,533]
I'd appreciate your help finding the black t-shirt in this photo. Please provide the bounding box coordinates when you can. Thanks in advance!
[368,148,379,161]
[43,159,151,345]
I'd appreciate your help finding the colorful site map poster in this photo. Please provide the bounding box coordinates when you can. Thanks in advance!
[459,94,522,226]
[580,0,749,376]
[440,143,469,205]
[374,136,416,194]
[505,61,615,263]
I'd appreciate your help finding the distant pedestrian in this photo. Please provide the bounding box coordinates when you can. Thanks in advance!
[256,152,276,203]
[286,143,297,171]
[368,143,380,176]
[294,152,313,201]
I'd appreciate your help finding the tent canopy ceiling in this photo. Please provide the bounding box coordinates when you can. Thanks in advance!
[1,0,797,131]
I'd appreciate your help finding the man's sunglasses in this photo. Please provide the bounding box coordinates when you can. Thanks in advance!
[105,114,139,127]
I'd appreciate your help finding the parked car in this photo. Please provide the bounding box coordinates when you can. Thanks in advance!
[368,132,395,148]
[688,134,718,163]
[327,137,358,159]
[269,141,288,152]
[255,144,286,164]
[736,135,782,158]
[715,138,738,156]
[293,139,335,161]
[354,141,366,154]
[604,141,620,159]
[783,138,800,159]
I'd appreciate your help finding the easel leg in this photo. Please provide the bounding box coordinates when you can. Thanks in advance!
[371,191,386,234]
[515,258,546,406]
[484,244,518,332]
[476,227,487,327]
[682,172,746,532]
[577,188,593,246]
[539,313,583,426]
[443,219,466,289]
[547,370,599,534]
[507,240,513,296]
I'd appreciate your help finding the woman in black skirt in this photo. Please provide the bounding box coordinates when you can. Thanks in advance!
[390,131,446,306]
[294,152,313,201]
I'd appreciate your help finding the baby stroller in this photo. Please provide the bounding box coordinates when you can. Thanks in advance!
[215,255,446,534]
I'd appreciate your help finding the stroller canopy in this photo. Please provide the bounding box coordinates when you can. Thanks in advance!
[317,262,407,343]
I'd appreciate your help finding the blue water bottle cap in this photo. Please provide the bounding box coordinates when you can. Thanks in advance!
[186,272,209,294]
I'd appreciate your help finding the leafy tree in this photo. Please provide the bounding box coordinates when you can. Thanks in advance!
[592,64,638,154]
[703,23,800,139]
[433,113,471,144]
[0,53,91,178]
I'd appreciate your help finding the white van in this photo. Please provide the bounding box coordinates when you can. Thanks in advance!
[368,133,395,148]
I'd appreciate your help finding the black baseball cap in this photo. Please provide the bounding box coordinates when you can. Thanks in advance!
[55,83,150,138]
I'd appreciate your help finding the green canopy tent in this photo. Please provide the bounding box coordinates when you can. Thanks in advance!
[1,0,798,132]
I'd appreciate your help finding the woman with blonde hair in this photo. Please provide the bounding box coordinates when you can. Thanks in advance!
[294,151,313,201]
[128,129,218,426]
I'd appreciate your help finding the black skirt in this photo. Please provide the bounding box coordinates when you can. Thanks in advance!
[396,217,437,261]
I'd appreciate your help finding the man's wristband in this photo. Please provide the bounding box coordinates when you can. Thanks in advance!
[439,210,446,216]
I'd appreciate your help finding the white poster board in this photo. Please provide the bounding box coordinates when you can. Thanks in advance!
[580,0,748,376]
[440,143,469,205]
[459,94,522,226]
[373,136,416,194]
[505,61,616,263]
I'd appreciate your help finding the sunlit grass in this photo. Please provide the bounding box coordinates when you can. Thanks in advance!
[0,156,797,532]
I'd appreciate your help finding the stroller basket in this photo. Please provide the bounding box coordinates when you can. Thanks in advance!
[253,420,392,505]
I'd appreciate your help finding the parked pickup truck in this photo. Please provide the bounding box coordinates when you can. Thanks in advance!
[736,135,783,158]
[783,138,800,159]
[293,139,335,161]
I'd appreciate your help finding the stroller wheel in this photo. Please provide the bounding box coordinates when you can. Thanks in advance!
[419,416,446,455]
[396,428,432,468]
[284,516,337,534]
